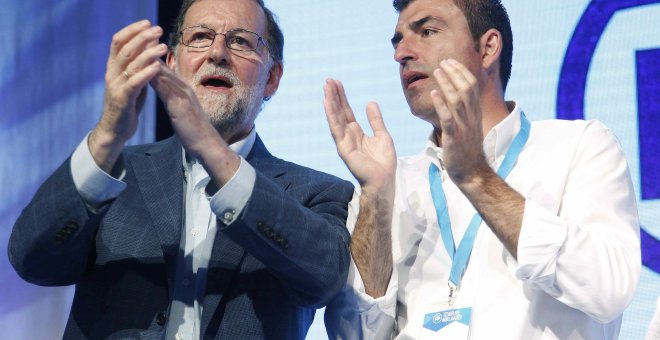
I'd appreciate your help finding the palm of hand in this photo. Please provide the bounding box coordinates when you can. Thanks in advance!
[339,121,396,186]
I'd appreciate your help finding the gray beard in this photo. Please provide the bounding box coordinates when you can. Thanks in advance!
[198,87,249,138]
[191,64,262,139]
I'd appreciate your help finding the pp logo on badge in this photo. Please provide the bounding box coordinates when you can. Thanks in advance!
[424,307,472,332]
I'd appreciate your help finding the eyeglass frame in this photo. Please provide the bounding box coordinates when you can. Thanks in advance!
[178,25,272,58]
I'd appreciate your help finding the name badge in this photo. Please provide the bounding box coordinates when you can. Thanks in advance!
[420,307,472,339]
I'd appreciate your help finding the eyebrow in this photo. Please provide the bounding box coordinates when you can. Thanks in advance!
[391,16,446,46]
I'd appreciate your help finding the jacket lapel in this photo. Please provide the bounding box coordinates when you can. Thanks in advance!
[247,134,289,188]
[128,136,184,297]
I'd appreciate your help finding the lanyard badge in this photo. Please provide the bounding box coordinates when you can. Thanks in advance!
[428,113,531,305]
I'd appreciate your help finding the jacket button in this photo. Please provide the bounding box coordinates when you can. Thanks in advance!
[54,232,65,244]
[65,220,79,230]
[155,312,167,326]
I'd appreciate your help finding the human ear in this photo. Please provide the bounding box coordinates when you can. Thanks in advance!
[479,28,502,73]
[264,61,283,100]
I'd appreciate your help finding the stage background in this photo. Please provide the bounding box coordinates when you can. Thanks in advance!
[1,0,658,339]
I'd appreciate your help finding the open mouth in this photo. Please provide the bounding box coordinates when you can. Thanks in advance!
[201,76,233,89]
[404,71,428,89]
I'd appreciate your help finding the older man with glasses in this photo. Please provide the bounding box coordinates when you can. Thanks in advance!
[8,0,354,339]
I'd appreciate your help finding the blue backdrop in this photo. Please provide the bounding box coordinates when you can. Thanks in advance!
[0,1,157,338]
[1,1,657,339]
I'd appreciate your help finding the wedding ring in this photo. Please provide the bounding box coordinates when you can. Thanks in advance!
[123,70,130,79]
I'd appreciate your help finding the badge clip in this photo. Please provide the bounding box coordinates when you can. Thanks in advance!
[448,282,457,306]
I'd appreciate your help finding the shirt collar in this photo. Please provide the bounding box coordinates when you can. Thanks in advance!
[230,126,257,159]
[424,101,522,168]
[483,101,521,165]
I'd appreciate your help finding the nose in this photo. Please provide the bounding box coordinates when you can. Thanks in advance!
[394,38,417,66]
[207,33,230,65]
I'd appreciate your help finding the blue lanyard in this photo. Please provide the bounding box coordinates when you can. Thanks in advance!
[428,113,531,304]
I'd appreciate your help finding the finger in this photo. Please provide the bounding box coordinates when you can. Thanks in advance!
[150,61,185,97]
[435,62,466,124]
[432,67,460,109]
[324,78,361,134]
[110,60,160,102]
[133,49,166,113]
[440,59,477,105]
[151,61,200,110]
[116,26,163,67]
[432,68,456,112]
[125,43,168,81]
[110,25,164,77]
[324,80,348,141]
[323,79,343,118]
[150,64,209,135]
[107,62,159,109]
[433,66,471,129]
[108,20,151,59]
[145,37,160,49]
[446,59,478,91]
[333,80,357,124]
[430,88,454,136]
[365,102,389,135]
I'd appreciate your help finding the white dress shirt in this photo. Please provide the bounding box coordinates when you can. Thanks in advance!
[325,103,641,340]
[70,129,257,340]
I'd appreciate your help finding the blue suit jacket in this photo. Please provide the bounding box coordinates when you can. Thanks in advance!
[8,135,354,339]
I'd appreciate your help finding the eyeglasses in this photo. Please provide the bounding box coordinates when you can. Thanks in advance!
[179,25,270,55]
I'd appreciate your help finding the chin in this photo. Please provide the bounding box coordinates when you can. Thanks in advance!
[408,102,437,123]
[407,95,431,115]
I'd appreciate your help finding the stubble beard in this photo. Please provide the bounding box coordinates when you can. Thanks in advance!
[405,89,436,124]
[199,85,248,138]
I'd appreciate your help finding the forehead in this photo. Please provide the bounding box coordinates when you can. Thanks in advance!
[184,0,267,33]
[395,0,461,30]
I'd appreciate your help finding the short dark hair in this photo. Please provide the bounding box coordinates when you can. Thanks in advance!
[393,0,513,91]
[168,0,284,64]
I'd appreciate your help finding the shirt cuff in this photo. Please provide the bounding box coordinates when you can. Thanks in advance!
[70,133,127,207]
[345,254,398,318]
[515,199,568,284]
[210,157,256,225]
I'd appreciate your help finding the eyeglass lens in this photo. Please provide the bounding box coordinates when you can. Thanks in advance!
[182,27,261,52]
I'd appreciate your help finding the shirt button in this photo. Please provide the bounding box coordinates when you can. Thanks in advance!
[182,278,191,287]
[191,228,199,236]
[175,333,184,340]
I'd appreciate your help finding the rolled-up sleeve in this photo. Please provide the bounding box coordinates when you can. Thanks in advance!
[325,191,398,340]
[516,121,640,323]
